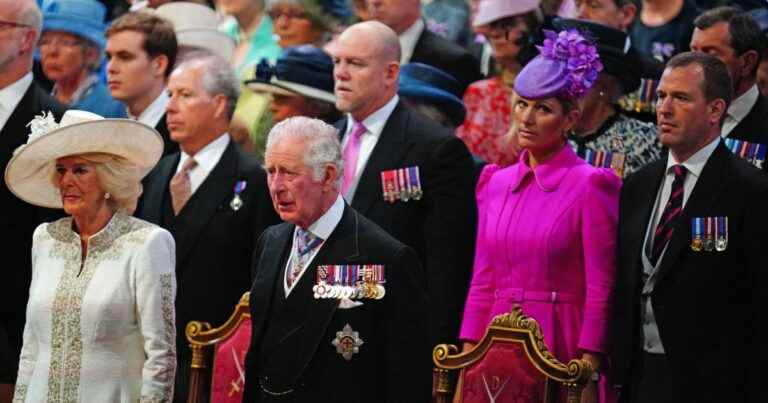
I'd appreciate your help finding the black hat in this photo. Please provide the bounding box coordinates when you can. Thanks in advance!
[245,45,335,103]
[549,18,641,94]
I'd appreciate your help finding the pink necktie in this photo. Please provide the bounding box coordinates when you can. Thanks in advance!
[341,121,366,195]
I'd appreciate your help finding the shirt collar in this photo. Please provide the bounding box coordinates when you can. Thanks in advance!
[129,90,168,128]
[509,145,581,193]
[0,73,33,111]
[177,133,230,174]
[666,136,720,179]
[346,95,399,138]
[398,19,424,64]
[302,194,345,240]
[727,84,759,125]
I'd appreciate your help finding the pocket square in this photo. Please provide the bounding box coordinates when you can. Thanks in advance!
[338,298,364,309]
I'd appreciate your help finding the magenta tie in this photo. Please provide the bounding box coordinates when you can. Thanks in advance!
[341,121,367,195]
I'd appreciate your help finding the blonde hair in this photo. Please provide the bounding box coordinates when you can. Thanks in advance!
[52,153,144,214]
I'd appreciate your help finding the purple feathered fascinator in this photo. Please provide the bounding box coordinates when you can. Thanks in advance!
[514,29,603,100]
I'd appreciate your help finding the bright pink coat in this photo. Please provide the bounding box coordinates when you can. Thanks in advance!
[460,145,620,363]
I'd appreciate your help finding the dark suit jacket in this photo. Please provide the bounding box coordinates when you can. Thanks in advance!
[411,27,482,93]
[728,93,768,172]
[243,204,430,403]
[135,139,278,401]
[336,102,477,347]
[0,82,64,383]
[155,113,179,157]
[613,143,768,402]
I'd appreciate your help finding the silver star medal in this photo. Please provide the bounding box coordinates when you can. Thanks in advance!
[332,324,364,361]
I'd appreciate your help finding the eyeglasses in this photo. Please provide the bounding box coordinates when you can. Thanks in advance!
[38,37,82,49]
[0,20,30,31]
[268,9,310,21]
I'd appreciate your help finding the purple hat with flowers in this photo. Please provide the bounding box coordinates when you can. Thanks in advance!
[514,29,603,100]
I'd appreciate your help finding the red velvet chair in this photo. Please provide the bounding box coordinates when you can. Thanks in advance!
[433,306,594,403]
[185,292,252,403]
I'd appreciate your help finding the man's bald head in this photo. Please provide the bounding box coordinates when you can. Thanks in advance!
[0,0,41,85]
[2,0,42,37]
[332,21,402,121]
[338,21,401,64]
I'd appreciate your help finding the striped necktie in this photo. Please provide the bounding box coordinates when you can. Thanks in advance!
[650,164,687,265]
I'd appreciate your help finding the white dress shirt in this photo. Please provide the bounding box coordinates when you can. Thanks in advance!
[340,95,399,201]
[128,90,168,129]
[722,84,759,137]
[398,19,425,65]
[283,195,345,296]
[0,73,33,132]
[640,136,720,353]
[175,133,230,195]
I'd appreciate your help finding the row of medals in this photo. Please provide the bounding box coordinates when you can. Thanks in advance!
[313,281,386,300]
[691,235,727,252]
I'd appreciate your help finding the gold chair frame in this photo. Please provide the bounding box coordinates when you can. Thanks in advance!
[185,292,251,403]
[433,306,594,403]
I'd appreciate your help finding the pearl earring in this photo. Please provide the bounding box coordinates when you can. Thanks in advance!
[104,192,111,200]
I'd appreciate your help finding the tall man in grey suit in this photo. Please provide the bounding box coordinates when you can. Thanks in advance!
[243,116,430,402]
[134,53,278,402]
[0,0,65,396]
[613,52,768,403]
[330,21,477,348]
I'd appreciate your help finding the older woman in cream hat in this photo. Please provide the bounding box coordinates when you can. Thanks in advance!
[6,110,176,402]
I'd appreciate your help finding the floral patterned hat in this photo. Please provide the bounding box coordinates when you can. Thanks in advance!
[514,28,603,101]
[4,110,163,208]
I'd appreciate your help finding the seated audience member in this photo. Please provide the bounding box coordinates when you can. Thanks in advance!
[398,62,466,128]
[630,0,700,62]
[0,0,65,396]
[268,0,351,48]
[243,116,431,402]
[155,1,235,62]
[368,0,482,92]
[691,6,768,171]
[613,51,768,403]
[457,0,542,166]
[247,45,339,129]
[134,52,279,403]
[575,0,665,120]
[460,28,620,403]
[105,11,179,156]
[219,0,281,77]
[39,0,126,117]
[552,18,662,177]
[747,8,768,97]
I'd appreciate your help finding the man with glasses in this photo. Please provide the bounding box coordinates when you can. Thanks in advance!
[0,0,65,399]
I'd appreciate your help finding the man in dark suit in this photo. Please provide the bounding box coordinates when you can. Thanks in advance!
[0,0,65,395]
[105,11,178,156]
[134,53,278,402]
[330,21,477,347]
[613,52,768,403]
[243,116,430,402]
[691,7,768,170]
[368,0,482,92]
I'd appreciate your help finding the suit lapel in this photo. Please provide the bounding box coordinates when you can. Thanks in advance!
[174,141,239,269]
[626,159,667,285]
[348,103,409,215]
[139,154,178,224]
[249,224,294,350]
[654,144,728,285]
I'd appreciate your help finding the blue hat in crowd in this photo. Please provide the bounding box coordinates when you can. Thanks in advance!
[398,63,466,127]
[41,0,107,50]
[748,8,768,34]
[246,45,336,103]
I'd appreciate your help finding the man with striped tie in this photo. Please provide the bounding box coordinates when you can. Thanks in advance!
[612,51,768,403]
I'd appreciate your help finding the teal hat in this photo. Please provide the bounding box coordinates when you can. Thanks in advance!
[41,0,107,50]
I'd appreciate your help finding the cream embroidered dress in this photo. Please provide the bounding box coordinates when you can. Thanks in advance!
[13,213,177,403]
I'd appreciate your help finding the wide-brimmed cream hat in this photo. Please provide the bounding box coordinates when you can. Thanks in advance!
[4,110,164,208]
[154,2,235,61]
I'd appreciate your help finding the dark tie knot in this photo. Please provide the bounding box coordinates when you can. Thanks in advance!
[673,164,687,180]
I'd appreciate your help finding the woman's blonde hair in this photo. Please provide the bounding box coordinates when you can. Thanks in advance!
[52,152,144,214]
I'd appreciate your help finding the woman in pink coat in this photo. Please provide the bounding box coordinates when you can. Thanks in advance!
[459,29,621,403]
